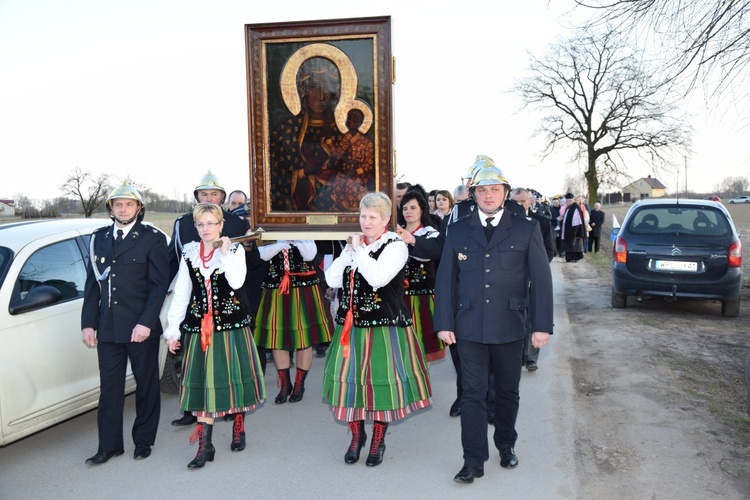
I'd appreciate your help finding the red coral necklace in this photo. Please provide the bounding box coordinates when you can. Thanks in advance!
[199,241,217,269]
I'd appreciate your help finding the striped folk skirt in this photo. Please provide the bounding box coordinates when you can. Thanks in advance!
[254,285,333,350]
[405,293,445,362]
[180,325,266,418]
[321,324,432,422]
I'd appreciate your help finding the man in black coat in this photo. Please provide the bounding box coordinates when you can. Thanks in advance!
[588,202,605,253]
[435,162,553,484]
[510,188,554,372]
[168,172,265,428]
[81,184,170,464]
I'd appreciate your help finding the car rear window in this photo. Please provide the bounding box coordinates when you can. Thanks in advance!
[627,206,731,236]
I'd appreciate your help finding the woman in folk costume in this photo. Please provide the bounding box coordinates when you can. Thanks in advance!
[322,192,432,467]
[395,189,445,361]
[254,239,333,403]
[164,203,265,469]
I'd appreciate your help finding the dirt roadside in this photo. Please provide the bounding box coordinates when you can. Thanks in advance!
[557,203,750,498]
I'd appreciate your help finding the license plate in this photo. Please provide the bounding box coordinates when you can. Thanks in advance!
[654,260,698,271]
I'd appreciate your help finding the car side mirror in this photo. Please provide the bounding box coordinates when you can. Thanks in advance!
[9,285,63,315]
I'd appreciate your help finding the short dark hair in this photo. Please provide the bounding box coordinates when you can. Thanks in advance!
[228,190,248,202]
[396,182,412,190]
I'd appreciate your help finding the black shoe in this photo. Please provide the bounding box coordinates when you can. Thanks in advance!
[454,465,484,483]
[500,448,518,468]
[525,361,538,372]
[171,414,197,426]
[449,398,461,417]
[85,450,124,465]
[344,422,367,464]
[365,441,385,467]
[133,444,151,460]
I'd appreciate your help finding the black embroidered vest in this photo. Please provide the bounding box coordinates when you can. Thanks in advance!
[335,239,413,327]
[261,245,320,289]
[404,256,435,296]
[180,259,250,334]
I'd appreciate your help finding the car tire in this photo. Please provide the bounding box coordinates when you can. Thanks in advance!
[612,289,627,308]
[730,201,735,204]
[159,352,182,394]
[721,299,740,317]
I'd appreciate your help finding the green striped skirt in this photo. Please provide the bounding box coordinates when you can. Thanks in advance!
[321,324,432,422]
[405,293,445,362]
[180,325,266,416]
[254,285,333,350]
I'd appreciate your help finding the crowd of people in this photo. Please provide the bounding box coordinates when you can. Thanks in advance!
[80,160,603,484]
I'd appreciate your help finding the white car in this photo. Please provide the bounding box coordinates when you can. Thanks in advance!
[728,196,750,204]
[0,219,172,446]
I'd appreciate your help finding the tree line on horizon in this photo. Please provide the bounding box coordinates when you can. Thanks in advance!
[8,166,750,220]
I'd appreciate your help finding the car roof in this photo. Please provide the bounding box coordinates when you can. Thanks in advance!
[0,218,110,252]
[631,198,724,207]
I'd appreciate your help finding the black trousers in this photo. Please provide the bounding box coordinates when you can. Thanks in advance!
[457,339,523,468]
[588,235,601,253]
[96,337,161,452]
[450,343,496,409]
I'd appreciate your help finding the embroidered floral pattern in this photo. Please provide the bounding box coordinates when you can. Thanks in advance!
[180,250,250,334]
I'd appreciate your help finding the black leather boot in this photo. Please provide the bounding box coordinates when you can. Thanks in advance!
[288,368,308,403]
[230,413,246,452]
[344,420,367,464]
[187,422,215,469]
[366,421,388,467]
[171,411,197,426]
[275,368,293,404]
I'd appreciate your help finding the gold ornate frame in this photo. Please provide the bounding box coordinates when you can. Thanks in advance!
[245,16,393,233]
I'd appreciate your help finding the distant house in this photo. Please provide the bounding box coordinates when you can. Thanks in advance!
[0,199,15,218]
[622,175,666,201]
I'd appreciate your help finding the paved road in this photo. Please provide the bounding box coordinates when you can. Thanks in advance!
[0,264,577,499]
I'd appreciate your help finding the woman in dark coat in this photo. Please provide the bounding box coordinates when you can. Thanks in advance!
[561,193,585,262]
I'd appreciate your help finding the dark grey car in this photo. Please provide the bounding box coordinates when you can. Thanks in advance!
[611,199,743,316]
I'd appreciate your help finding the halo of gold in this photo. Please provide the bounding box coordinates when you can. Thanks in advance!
[280,43,373,134]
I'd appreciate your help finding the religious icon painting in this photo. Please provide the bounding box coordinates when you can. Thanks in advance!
[246,16,393,232]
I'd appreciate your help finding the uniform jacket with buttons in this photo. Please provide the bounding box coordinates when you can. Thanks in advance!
[81,221,170,343]
[434,208,553,344]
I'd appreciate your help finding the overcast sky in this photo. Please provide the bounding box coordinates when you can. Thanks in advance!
[1,0,748,205]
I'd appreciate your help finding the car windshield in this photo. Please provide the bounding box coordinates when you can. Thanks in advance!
[627,206,731,236]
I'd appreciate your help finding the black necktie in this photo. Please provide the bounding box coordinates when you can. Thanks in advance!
[484,216,495,241]
[114,229,124,251]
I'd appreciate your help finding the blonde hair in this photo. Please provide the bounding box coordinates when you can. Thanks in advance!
[360,192,391,219]
[193,203,224,224]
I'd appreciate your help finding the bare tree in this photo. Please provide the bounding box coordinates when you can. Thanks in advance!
[513,27,691,204]
[60,167,111,218]
[13,194,37,216]
[714,175,749,197]
[575,0,750,98]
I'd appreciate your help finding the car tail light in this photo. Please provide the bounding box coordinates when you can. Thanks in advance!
[729,240,742,267]
[614,236,627,263]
